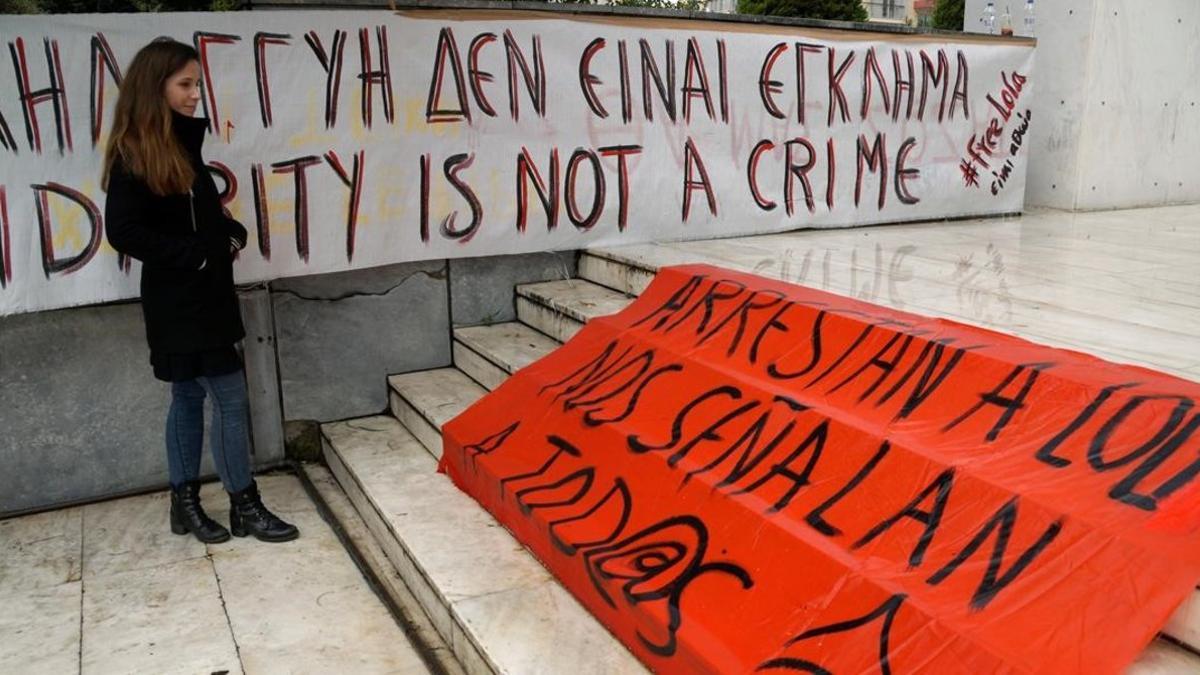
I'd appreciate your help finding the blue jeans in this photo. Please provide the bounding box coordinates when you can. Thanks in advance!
[165,370,254,493]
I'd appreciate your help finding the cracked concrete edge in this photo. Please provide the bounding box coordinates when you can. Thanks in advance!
[296,462,466,675]
[270,261,447,301]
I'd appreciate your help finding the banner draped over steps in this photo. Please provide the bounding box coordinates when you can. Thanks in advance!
[441,264,1200,674]
[1,9,1033,315]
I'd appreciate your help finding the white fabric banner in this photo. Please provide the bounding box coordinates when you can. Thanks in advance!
[0,9,1035,315]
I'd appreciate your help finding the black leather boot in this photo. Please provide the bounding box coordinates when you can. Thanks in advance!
[170,481,231,543]
[228,480,299,542]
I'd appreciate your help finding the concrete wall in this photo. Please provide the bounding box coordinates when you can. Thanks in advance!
[966,0,1200,210]
[1070,0,1200,209]
[0,252,573,516]
[272,260,451,423]
[0,293,284,515]
[450,252,576,327]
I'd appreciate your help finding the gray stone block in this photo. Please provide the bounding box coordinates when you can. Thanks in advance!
[0,302,169,514]
[0,293,286,515]
[241,286,286,466]
[449,251,576,326]
[271,260,451,422]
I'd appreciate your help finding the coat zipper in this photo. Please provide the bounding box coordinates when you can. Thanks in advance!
[188,189,197,232]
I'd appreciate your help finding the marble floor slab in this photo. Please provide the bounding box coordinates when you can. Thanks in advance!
[0,581,82,674]
[0,505,82,590]
[2,473,431,675]
[82,490,207,580]
[613,204,1200,383]
[210,508,429,674]
[0,506,85,674]
[81,556,241,674]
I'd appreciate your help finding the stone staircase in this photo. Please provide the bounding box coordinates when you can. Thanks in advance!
[315,246,1200,674]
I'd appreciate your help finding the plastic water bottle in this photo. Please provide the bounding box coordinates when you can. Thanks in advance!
[1024,0,1036,36]
[1000,4,1014,36]
[982,1,997,34]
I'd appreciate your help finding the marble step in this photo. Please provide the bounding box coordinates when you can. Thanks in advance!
[320,415,647,675]
[453,323,559,391]
[577,248,658,296]
[387,368,488,461]
[299,462,464,675]
[1132,641,1200,674]
[514,278,634,342]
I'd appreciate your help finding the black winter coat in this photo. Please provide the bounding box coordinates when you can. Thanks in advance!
[105,113,247,356]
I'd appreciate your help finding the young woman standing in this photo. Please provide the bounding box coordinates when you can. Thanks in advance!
[103,39,297,544]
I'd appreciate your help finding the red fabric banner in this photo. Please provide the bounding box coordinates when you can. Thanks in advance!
[441,264,1200,674]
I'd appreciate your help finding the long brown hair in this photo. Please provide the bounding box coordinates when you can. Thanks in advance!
[101,39,198,196]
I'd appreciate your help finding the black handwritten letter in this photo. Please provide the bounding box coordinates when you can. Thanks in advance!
[89,33,122,146]
[304,30,347,128]
[579,37,608,119]
[32,182,101,276]
[598,144,642,232]
[855,133,888,210]
[357,26,395,128]
[827,48,855,126]
[806,441,891,536]
[1034,382,1141,468]
[324,150,365,261]
[250,163,270,258]
[853,468,955,568]
[468,32,498,117]
[9,37,73,153]
[425,27,471,123]
[748,140,777,211]
[926,498,1062,610]
[758,42,787,120]
[441,153,483,242]
[682,37,715,123]
[192,31,241,134]
[949,50,970,120]
[516,146,560,233]
[253,32,291,129]
[891,49,915,121]
[895,138,921,205]
[784,138,816,216]
[503,29,546,121]
[0,187,12,287]
[860,47,892,120]
[942,362,1053,442]
[271,155,323,262]
[918,49,949,122]
[565,148,605,231]
[760,593,906,675]
[682,137,717,222]
[794,42,823,126]
[639,38,676,123]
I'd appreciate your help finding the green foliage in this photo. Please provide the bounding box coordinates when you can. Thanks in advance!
[611,0,709,9]
[737,0,868,22]
[3,0,240,12]
[0,0,42,12]
[552,0,709,8]
[931,0,965,30]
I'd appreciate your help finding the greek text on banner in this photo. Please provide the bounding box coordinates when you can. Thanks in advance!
[0,10,1035,315]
